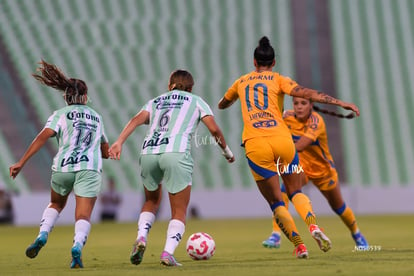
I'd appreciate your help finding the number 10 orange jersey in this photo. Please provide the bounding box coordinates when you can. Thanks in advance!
[223,71,298,143]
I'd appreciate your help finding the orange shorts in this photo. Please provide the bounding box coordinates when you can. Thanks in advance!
[306,168,338,191]
[244,136,298,181]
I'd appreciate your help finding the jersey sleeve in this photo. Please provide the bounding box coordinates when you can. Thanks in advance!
[278,75,298,95]
[223,78,240,101]
[196,96,214,118]
[140,100,152,113]
[44,111,61,133]
[303,114,325,141]
[100,120,109,143]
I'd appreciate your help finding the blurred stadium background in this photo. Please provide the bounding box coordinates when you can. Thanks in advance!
[0,0,413,225]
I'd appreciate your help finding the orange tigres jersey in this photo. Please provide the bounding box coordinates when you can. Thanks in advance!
[283,110,335,178]
[224,71,298,143]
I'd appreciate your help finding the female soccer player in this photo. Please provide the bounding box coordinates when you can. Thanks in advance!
[9,60,109,269]
[218,36,359,258]
[262,97,368,250]
[109,69,234,266]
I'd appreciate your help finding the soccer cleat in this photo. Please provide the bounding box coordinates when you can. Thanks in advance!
[309,224,332,252]
[262,233,281,248]
[352,232,369,250]
[26,231,48,258]
[293,244,309,259]
[130,237,147,265]
[70,242,83,269]
[160,251,182,266]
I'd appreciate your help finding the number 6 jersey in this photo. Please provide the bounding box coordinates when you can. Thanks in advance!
[140,90,213,155]
[45,105,108,173]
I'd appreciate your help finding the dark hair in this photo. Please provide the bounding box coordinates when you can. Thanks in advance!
[254,36,275,66]
[32,59,88,105]
[168,69,194,92]
[313,105,355,119]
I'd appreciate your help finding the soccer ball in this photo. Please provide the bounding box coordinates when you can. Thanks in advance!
[186,232,216,260]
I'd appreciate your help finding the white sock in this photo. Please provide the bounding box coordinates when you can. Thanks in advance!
[164,219,185,255]
[137,211,156,240]
[73,219,91,249]
[39,207,59,233]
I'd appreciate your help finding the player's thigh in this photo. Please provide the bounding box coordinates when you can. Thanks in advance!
[73,170,102,197]
[268,136,297,168]
[245,136,296,181]
[51,171,76,196]
[245,137,277,181]
[313,169,344,209]
[140,154,163,192]
[311,168,338,191]
[159,152,193,194]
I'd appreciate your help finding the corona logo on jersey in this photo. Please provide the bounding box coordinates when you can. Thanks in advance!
[66,110,100,122]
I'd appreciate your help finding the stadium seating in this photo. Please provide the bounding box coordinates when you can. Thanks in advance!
[329,0,414,185]
[0,0,296,192]
[0,0,411,193]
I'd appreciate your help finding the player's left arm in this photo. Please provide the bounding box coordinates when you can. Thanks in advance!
[290,85,360,116]
[201,115,235,163]
[9,128,56,179]
[101,142,110,159]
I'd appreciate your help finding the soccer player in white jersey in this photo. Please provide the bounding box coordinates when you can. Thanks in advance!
[9,60,109,269]
[109,69,235,266]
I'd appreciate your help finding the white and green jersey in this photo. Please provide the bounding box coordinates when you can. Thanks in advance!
[140,90,213,154]
[45,105,108,172]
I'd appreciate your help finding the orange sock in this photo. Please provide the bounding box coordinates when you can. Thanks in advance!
[335,204,358,234]
[282,191,289,208]
[291,192,317,226]
[271,191,289,233]
[274,206,304,247]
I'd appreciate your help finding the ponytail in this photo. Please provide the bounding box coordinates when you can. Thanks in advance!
[32,59,88,105]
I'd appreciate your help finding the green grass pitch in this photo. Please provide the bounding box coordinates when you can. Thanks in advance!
[0,215,413,275]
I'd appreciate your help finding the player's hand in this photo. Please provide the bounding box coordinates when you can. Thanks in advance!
[226,156,235,163]
[342,103,360,117]
[9,162,23,179]
[108,142,122,160]
[222,145,235,163]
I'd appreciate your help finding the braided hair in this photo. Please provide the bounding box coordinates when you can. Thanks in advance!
[32,59,88,105]
[313,105,356,119]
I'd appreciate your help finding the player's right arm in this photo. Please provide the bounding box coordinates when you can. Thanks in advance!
[9,128,56,179]
[109,110,150,160]
[218,79,240,109]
